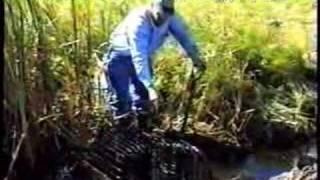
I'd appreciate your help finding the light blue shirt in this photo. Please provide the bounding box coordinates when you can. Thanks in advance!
[107,6,200,90]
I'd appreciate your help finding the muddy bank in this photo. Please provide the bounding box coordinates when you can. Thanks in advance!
[245,119,315,150]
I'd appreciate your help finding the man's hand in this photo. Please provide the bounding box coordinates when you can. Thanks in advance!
[148,87,158,101]
[192,59,206,74]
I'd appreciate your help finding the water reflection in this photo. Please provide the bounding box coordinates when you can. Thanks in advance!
[209,141,316,180]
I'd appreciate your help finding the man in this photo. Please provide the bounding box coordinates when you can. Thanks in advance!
[103,0,206,130]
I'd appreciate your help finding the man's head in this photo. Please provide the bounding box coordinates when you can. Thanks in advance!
[150,0,175,26]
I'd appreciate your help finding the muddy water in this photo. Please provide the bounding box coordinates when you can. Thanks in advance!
[208,141,317,180]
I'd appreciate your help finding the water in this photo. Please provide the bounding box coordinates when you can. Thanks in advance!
[209,141,317,180]
[209,155,291,180]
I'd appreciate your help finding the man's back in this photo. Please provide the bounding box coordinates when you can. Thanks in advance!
[109,6,171,58]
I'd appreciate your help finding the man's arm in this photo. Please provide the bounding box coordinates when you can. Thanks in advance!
[169,15,200,62]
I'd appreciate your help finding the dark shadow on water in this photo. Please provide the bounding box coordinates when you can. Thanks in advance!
[184,133,317,180]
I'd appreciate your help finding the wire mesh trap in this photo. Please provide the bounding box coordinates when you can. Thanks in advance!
[56,126,212,180]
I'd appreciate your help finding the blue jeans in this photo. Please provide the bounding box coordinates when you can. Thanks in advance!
[104,50,150,119]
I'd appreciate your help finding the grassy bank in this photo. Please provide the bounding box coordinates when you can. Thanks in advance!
[3,1,316,177]
[155,0,316,146]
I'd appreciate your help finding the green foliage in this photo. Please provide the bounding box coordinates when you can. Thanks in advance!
[4,0,316,147]
[262,83,316,133]
[154,0,315,144]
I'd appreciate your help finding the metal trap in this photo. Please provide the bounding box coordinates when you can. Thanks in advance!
[83,127,211,180]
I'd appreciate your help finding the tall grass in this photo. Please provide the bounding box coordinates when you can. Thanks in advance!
[155,0,315,144]
[3,1,316,175]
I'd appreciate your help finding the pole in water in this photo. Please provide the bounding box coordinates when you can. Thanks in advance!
[181,68,198,134]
